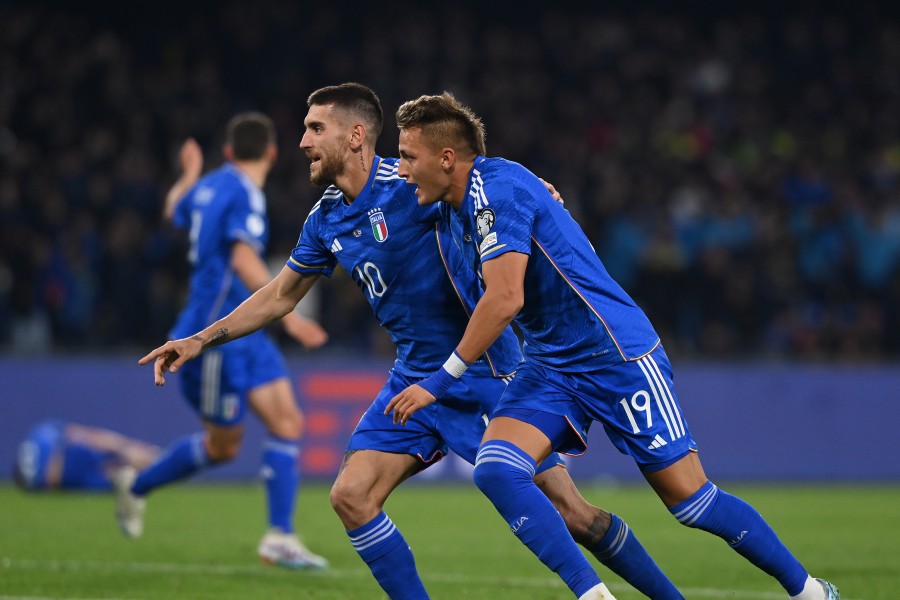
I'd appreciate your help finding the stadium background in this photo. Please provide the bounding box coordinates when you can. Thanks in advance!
[2,0,900,484]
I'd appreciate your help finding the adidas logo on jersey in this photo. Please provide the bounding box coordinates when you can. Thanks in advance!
[648,434,668,450]
[331,239,343,253]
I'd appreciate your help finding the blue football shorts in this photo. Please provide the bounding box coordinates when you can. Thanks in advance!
[348,369,565,473]
[177,332,289,426]
[492,344,697,472]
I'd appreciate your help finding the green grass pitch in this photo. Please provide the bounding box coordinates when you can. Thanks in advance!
[0,482,896,599]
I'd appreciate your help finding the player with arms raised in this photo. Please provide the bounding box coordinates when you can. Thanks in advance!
[122,113,328,569]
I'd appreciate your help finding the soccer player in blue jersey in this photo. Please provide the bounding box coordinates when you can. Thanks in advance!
[140,83,683,599]
[12,420,160,492]
[388,92,840,600]
[123,113,329,569]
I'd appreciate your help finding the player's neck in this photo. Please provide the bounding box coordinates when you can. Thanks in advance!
[446,159,474,209]
[338,151,376,204]
[232,160,270,188]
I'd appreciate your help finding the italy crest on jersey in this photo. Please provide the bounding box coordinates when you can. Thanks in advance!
[368,208,389,242]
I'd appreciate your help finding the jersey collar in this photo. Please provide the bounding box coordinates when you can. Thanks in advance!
[346,154,383,210]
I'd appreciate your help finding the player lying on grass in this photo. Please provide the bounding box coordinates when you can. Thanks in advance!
[386,91,839,600]
[12,420,160,493]
[140,82,683,600]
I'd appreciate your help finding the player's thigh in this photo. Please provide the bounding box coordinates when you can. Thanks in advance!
[248,377,303,439]
[488,363,584,460]
[580,346,696,470]
[643,451,708,507]
[482,416,555,464]
[432,373,504,464]
[177,347,255,426]
[347,370,449,466]
[332,449,421,507]
[330,449,421,528]
[229,334,300,437]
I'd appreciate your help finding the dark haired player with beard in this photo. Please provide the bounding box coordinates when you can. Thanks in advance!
[141,84,682,600]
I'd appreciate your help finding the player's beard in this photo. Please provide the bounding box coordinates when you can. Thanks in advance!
[309,148,344,187]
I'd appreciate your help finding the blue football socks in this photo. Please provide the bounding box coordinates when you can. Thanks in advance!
[347,511,430,600]
[669,481,809,596]
[261,434,299,533]
[589,513,684,599]
[473,440,602,598]
[131,432,210,496]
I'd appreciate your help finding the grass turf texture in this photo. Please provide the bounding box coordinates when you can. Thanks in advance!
[0,482,894,599]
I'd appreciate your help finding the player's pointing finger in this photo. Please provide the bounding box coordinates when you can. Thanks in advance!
[138,346,167,365]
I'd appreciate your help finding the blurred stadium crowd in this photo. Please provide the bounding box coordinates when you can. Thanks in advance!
[2,2,900,360]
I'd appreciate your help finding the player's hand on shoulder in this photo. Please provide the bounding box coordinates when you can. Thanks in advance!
[385,384,436,426]
[138,337,204,386]
[539,177,564,205]
[283,314,329,349]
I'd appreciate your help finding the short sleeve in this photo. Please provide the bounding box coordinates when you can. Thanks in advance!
[475,181,535,262]
[225,189,266,254]
[287,204,337,277]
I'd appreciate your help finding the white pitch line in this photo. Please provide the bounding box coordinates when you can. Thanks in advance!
[0,597,133,600]
[1,558,848,600]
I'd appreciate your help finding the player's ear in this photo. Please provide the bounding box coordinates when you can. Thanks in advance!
[266,144,278,163]
[441,147,455,171]
[223,144,234,161]
[349,124,366,150]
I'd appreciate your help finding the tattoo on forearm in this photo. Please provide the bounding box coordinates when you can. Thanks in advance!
[205,328,230,347]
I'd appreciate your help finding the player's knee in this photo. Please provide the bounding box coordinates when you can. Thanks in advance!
[329,478,377,525]
[267,409,304,440]
[205,436,241,462]
[474,442,538,504]
[472,459,498,495]
[291,410,305,438]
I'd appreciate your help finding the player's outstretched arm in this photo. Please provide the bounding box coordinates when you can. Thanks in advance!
[230,241,328,349]
[139,266,319,385]
[385,252,528,425]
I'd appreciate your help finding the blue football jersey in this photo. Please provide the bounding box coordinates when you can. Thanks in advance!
[288,157,522,378]
[451,156,660,371]
[170,163,269,348]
